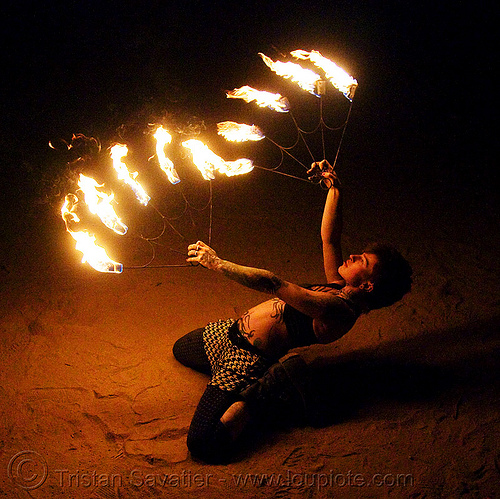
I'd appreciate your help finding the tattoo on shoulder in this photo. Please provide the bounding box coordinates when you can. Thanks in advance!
[310,285,338,293]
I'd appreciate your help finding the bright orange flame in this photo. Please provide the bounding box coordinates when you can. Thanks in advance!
[222,159,254,177]
[77,174,128,235]
[291,49,358,101]
[181,139,253,180]
[110,144,151,206]
[259,53,321,96]
[181,139,223,180]
[61,194,123,273]
[226,86,290,113]
[217,121,265,142]
[153,126,180,184]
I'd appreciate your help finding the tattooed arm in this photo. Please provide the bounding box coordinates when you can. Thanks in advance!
[187,240,285,294]
[187,241,349,330]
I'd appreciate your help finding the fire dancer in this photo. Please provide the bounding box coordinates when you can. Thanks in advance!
[174,159,412,462]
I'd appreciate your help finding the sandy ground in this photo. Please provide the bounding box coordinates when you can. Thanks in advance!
[0,136,499,499]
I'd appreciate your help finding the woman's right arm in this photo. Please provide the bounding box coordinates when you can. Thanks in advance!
[187,241,349,329]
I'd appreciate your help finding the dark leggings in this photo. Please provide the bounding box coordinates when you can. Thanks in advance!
[173,328,237,463]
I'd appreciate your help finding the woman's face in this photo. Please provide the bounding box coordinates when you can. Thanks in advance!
[339,252,379,288]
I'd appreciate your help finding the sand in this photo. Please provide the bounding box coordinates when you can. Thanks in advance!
[0,139,499,499]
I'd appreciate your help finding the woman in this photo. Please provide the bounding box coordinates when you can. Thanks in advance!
[173,160,412,462]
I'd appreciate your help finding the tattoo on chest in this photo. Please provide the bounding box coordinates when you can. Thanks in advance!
[238,312,255,340]
[270,298,285,323]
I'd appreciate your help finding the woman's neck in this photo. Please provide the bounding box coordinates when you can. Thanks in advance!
[339,285,370,313]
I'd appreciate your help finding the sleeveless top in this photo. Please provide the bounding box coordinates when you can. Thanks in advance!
[283,283,359,348]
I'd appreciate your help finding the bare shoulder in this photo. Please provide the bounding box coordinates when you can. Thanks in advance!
[328,279,346,287]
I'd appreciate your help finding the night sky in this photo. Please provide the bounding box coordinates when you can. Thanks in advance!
[0,0,495,211]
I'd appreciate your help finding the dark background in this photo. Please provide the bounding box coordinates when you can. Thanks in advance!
[0,0,496,225]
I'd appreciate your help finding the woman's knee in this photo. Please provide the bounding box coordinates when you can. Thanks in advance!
[172,328,205,366]
[186,384,236,462]
[172,336,186,363]
[187,420,232,463]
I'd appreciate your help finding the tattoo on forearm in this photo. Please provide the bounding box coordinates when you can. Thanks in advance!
[253,274,284,294]
[270,298,285,323]
[219,261,284,294]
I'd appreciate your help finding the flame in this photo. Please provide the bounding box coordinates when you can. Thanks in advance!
[77,174,128,235]
[259,53,321,96]
[61,193,80,224]
[226,86,290,113]
[153,126,180,184]
[291,50,358,101]
[181,139,223,180]
[61,194,123,273]
[222,158,254,177]
[110,144,151,206]
[182,139,253,180]
[68,231,123,273]
[217,121,265,142]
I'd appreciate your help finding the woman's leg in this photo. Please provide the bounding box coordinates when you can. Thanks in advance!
[174,329,235,461]
[187,384,237,463]
[172,328,211,375]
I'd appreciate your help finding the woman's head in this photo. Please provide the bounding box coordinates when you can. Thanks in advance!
[339,243,412,310]
[361,242,413,310]
[338,252,380,291]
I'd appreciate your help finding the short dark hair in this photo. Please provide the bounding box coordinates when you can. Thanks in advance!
[363,242,413,310]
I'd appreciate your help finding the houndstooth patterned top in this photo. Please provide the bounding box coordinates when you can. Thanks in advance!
[203,319,271,392]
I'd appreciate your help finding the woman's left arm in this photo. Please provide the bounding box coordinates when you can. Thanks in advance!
[308,160,345,284]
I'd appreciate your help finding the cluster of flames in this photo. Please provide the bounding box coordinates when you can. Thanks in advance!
[62,50,357,273]
[62,126,254,273]
[226,49,358,110]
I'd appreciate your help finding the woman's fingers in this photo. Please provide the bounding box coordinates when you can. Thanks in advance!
[187,241,218,269]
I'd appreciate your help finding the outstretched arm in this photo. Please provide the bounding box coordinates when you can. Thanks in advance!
[187,241,286,294]
[187,241,349,332]
[307,160,344,283]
